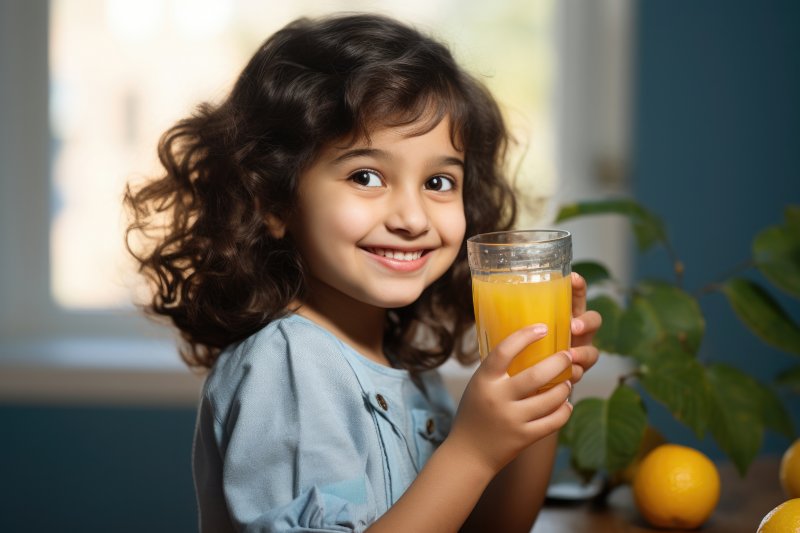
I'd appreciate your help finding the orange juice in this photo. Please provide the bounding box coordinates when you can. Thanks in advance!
[472,272,572,383]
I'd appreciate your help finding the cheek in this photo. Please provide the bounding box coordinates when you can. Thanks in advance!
[324,200,376,242]
[302,198,377,253]
[438,201,467,245]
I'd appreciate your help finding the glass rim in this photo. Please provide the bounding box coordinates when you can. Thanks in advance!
[466,229,571,246]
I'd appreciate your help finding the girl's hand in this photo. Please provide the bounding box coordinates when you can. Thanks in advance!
[569,272,602,384]
[447,326,573,475]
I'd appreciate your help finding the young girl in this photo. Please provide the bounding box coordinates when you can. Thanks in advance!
[125,13,600,533]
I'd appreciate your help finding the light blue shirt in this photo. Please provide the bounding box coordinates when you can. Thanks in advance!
[193,314,456,532]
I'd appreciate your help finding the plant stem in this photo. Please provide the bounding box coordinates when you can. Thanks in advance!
[663,239,684,287]
[694,258,756,298]
[718,258,757,282]
[696,282,723,297]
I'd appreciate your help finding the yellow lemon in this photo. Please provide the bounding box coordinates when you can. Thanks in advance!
[781,439,800,499]
[757,498,800,533]
[632,444,720,529]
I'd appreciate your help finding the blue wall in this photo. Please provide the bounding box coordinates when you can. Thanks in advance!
[0,405,197,532]
[632,0,800,455]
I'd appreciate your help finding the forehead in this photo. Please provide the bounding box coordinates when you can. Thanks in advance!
[330,114,462,155]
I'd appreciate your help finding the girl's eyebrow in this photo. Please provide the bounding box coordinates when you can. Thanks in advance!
[330,147,464,168]
[330,148,391,164]
[439,156,465,168]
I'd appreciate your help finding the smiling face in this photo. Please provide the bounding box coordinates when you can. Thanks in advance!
[286,117,467,312]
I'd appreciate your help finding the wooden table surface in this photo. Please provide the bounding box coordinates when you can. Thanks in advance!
[533,456,786,532]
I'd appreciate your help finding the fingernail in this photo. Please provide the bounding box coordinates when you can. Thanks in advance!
[572,318,583,334]
[566,399,573,410]
[532,324,548,335]
[565,380,573,390]
[565,350,573,362]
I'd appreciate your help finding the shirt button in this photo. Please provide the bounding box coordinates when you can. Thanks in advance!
[376,394,388,411]
[426,418,435,435]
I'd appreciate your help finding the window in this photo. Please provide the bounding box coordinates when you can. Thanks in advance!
[0,0,632,403]
[48,0,558,310]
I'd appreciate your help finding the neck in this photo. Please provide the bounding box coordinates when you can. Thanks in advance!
[292,282,389,366]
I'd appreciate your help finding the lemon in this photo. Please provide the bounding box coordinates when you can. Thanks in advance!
[757,498,800,532]
[632,444,721,529]
[781,439,800,499]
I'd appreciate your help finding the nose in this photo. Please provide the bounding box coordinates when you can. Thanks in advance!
[385,184,430,237]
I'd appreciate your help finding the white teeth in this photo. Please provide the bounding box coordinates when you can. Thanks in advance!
[370,248,423,261]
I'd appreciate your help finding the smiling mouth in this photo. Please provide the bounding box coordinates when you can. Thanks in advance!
[365,247,427,262]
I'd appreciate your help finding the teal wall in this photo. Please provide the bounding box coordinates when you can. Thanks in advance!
[0,405,197,532]
[632,0,800,454]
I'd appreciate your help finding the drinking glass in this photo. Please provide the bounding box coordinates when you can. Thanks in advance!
[467,230,572,386]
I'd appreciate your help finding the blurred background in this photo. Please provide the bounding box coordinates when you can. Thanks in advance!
[0,0,798,531]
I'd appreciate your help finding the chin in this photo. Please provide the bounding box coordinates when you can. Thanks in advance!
[365,287,426,310]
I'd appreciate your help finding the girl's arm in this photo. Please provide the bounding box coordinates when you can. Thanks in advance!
[460,273,603,533]
[459,430,559,533]
[366,326,574,533]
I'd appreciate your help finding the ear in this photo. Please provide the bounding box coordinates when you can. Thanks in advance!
[264,213,287,239]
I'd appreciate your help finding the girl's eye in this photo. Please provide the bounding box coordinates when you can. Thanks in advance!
[349,170,383,188]
[425,175,456,192]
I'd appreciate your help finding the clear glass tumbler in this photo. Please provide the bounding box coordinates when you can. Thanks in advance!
[467,230,572,386]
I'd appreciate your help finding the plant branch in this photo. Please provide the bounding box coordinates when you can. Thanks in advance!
[694,258,756,298]
[696,282,724,297]
[662,239,685,288]
[717,258,757,282]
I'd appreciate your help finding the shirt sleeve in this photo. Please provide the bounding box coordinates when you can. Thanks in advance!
[193,320,381,533]
[240,483,367,533]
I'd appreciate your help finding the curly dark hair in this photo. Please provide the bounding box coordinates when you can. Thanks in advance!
[124,13,517,371]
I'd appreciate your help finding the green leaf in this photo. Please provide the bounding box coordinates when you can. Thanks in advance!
[617,298,661,361]
[753,224,800,298]
[587,295,622,353]
[722,278,800,355]
[642,281,706,351]
[568,385,648,474]
[754,382,795,438]
[706,364,764,476]
[605,387,649,473]
[639,341,710,438]
[616,282,705,362]
[560,398,606,472]
[776,365,800,394]
[556,199,668,251]
[573,261,612,286]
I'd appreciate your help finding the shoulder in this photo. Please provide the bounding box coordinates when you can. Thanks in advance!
[201,315,364,421]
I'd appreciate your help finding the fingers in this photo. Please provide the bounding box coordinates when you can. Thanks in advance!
[571,272,587,316]
[524,400,573,437]
[508,351,572,399]
[571,307,602,383]
[505,379,574,440]
[570,305,601,384]
[569,344,600,383]
[481,324,549,378]
[571,310,602,342]
[517,379,573,420]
